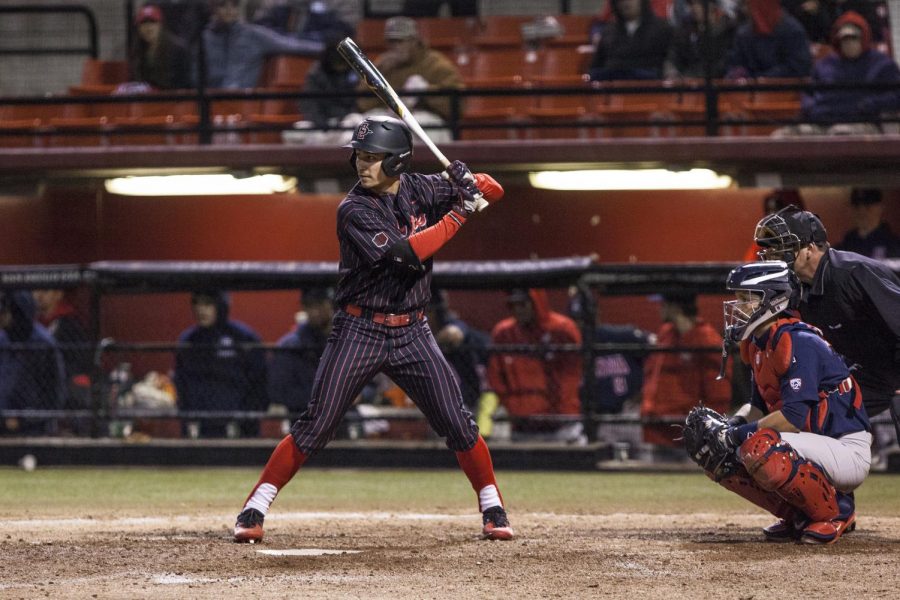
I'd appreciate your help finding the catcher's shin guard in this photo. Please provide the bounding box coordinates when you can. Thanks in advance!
[738,428,839,523]
[716,467,794,520]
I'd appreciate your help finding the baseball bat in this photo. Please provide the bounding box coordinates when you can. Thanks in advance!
[337,37,488,211]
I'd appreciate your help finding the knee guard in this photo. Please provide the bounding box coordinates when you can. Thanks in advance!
[738,428,839,523]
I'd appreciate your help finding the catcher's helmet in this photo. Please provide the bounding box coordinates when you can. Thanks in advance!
[753,204,828,267]
[344,116,413,177]
[723,260,800,343]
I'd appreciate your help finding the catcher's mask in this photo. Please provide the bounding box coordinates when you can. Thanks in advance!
[723,260,799,344]
[753,204,827,267]
[344,116,413,177]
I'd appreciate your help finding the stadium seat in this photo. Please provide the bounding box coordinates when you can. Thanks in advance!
[460,77,534,140]
[526,75,592,139]
[80,58,128,86]
[260,55,317,88]
[546,14,594,47]
[109,115,179,145]
[247,113,302,144]
[355,18,387,52]
[536,46,589,78]
[472,15,534,48]
[0,118,44,148]
[592,80,680,138]
[46,116,110,146]
[463,47,542,83]
[418,16,479,50]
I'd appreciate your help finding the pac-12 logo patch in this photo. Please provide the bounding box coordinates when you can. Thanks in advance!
[372,232,389,247]
[790,378,802,391]
[356,121,374,140]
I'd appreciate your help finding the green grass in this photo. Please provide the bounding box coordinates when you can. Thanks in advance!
[3,467,899,518]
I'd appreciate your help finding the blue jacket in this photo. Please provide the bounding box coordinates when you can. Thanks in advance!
[174,292,268,414]
[268,321,329,413]
[726,14,812,78]
[802,49,900,121]
[0,291,66,432]
[203,21,322,89]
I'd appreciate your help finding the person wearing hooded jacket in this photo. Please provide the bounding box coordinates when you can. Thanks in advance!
[798,11,900,133]
[725,0,812,79]
[174,290,268,438]
[487,289,584,443]
[589,0,674,81]
[0,291,65,435]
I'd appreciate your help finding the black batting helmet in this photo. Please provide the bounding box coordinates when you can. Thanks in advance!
[723,261,800,343]
[753,204,828,267]
[344,116,413,177]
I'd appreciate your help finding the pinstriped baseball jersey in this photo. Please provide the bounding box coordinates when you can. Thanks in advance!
[334,172,458,314]
[290,169,478,454]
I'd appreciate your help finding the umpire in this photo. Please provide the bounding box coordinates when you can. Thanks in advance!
[754,205,900,440]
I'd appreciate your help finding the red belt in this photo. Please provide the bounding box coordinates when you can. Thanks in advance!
[344,304,424,327]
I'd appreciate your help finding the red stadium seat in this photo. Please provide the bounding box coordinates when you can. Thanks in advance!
[526,75,592,139]
[472,15,534,48]
[536,46,589,78]
[260,55,317,88]
[463,47,542,83]
[80,59,128,85]
[418,16,479,50]
[460,77,534,140]
[46,116,110,147]
[546,14,594,47]
[592,80,680,138]
[355,18,387,53]
[0,118,44,148]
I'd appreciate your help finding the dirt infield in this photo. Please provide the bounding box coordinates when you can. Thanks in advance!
[3,510,899,599]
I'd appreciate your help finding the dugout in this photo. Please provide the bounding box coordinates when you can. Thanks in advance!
[2,259,898,471]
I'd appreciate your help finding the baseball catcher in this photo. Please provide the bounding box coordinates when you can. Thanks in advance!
[684,261,872,545]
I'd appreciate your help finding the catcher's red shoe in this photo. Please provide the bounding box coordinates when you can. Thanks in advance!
[234,508,265,544]
[800,513,856,545]
[481,506,514,541]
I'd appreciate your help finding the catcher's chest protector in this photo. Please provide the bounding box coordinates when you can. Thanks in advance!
[740,318,805,410]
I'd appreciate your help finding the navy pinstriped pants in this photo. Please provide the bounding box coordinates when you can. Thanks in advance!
[291,311,479,453]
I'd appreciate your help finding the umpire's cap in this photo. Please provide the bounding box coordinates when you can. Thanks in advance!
[344,116,413,177]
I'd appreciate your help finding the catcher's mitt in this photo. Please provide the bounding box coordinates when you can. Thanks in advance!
[682,406,739,481]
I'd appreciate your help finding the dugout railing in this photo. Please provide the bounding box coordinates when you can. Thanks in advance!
[2,259,898,462]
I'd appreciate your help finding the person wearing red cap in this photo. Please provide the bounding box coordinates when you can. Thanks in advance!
[128,4,191,89]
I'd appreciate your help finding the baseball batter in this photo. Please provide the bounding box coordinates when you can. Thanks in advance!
[233,116,511,543]
[686,262,871,545]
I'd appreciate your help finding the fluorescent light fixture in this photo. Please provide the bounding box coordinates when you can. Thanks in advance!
[104,174,297,196]
[528,168,733,190]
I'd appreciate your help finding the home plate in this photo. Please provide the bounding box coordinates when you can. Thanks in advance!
[257,549,362,556]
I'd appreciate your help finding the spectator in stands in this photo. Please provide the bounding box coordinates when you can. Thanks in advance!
[725,0,813,79]
[268,286,334,414]
[298,35,360,130]
[830,0,886,43]
[788,12,900,136]
[837,188,900,259]
[567,288,654,448]
[128,4,191,90]
[32,289,92,412]
[588,0,674,81]
[640,292,731,448]
[667,0,737,79]
[487,289,584,444]
[782,0,833,43]
[202,0,322,89]
[425,288,497,434]
[345,16,463,141]
[174,290,268,438]
[0,291,65,435]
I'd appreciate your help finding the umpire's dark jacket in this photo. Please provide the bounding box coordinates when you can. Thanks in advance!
[799,248,900,415]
